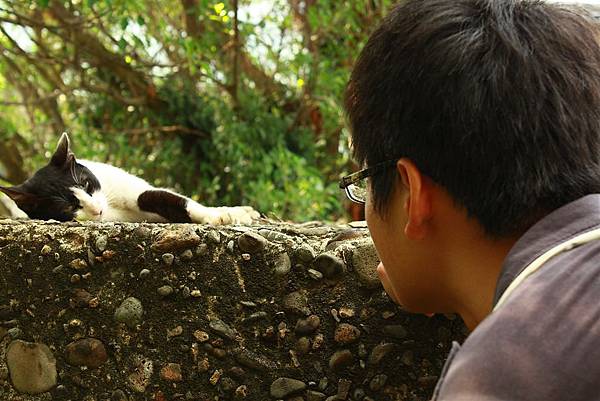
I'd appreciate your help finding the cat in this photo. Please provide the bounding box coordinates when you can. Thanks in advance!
[0,133,260,225]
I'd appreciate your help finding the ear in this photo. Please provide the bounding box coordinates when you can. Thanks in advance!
[51,132,75,168]
[397,158,433,240]
[0,185,40,208]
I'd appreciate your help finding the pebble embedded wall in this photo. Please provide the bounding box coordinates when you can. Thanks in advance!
[0,220,465,401]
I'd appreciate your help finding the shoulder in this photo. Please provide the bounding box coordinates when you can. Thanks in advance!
[437,246,600,401]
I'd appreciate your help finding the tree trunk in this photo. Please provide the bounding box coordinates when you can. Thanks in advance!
[0,220,465,400]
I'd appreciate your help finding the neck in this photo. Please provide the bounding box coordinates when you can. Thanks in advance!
[442,223,519,331]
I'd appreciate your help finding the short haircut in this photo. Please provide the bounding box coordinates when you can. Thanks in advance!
[345,0,600,237]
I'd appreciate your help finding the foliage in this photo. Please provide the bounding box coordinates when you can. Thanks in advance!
[0,0,393,221]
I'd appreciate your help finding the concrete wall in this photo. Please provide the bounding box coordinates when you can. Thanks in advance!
[0,220,465,401]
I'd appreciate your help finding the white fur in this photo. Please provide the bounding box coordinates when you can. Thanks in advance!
[74,160,259,224]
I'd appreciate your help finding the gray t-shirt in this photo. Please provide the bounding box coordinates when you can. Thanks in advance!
[434,194,600,401]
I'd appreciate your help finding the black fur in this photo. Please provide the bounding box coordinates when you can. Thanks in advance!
[0,133,101,221]
[137,190,192,223]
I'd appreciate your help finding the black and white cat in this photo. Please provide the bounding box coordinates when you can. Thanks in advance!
[0,133,260,224]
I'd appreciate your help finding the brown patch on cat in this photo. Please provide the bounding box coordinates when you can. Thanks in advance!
[137,190,192,223]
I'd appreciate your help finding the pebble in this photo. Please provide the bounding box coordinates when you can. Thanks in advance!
[339,307,355,318]
[270,377,307,399]
[111,389,129,401]
[127,356,153,393]
[209,369,222,385]
[227,240,235,253]
[237,232,268,253]
[139,269,151,279]
[350,238,381,288]
[114,297,144,328]
[191,289,202,297]
[7,327,23,339]
[95,234,108,252]
[401,350,414,366]
[167,325,183,338]
[235,385,249,398]
[70,288,93,308]
[383,324,408,339]
[308,268,324,280]
[334,323,361,344]
[64,338,108,368]
[313,252,345,278]
[312,333,325,350]
[353,388,366,400]
[161,253,175,266]
[283,290,311,316]
[295,244,316,263]
[160,363,183,382]
[337,378,352,399]
[157,285,174,297]
[198,358,210,372]
[274,252,291,276]
[368,343,399,366]
[180,249,194,261]
[220,376,236,392]
[295,315,321,335]
[209,319,237,340]
[206,230,221,245]
[295,337,311,354]
[233,348,276,371]
[151,227,202,253]
[196,243,209,255]
[69,258,88,271]
[7,340,57,394]
[328,349,354,370]
[307,390,327,401]
[40,245,52,255]
[369,374,388,392]
[70,274,81,283]
[182,286,191,298]
[242,311,268,324]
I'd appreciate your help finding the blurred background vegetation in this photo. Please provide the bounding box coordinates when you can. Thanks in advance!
[0,0,393,221]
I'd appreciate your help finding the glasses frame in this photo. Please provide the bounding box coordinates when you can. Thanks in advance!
[339,159,396,204]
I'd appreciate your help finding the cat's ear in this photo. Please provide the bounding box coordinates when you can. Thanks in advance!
[51,133,75,168]
[0,186,40,208]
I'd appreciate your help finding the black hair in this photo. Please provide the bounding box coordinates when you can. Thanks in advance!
[345,0,600,237]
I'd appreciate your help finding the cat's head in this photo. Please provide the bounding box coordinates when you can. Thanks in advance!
[0,133,106,221]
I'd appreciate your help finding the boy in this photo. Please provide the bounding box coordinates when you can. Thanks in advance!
[341,1,600,399]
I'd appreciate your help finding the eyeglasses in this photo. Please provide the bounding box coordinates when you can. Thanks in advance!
[339,160,396,204]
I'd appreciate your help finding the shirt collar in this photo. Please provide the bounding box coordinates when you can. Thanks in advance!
[493,194,600,305]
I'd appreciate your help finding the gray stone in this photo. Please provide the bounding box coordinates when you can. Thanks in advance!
[139,269,150,279]
[308,268,324,280]
[114,297,144,328]
[238,231,268,253]
[351,238,381,288]
[127,355,153,393]
[314,252,345,278]
[274,252,291,276]
[206,230,221,245]
[7,340,57,394]
[7,327,23,339]
[295,244,316,263]
[209,319,237,340]
[270,377,307,398]
[233,348,277,371]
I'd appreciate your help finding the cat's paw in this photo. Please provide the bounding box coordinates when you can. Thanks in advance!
[191,206,259,225]
[219,206,260,225]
